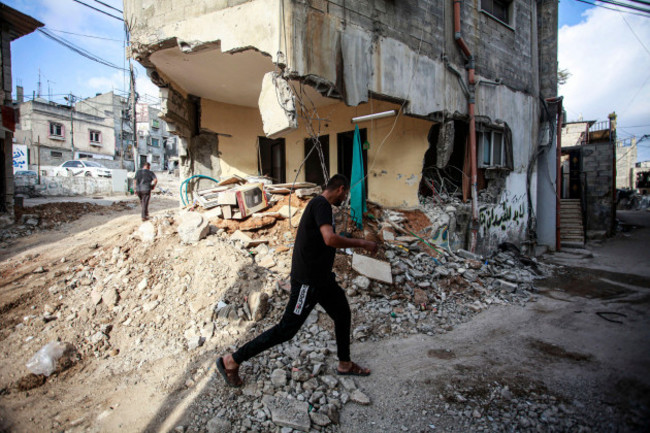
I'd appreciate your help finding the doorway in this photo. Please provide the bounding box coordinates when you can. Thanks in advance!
[139,155,148,168]
[304,135,330,186]
[258,137,286,183]
[337,129,367,194]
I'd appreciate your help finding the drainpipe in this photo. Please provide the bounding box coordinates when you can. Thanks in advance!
[546,97,563,251]
[453,0,479,252]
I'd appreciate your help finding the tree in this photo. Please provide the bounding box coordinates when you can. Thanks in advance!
[558,67,571,86]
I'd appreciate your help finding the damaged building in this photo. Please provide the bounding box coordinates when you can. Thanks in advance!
[124,0,561,254]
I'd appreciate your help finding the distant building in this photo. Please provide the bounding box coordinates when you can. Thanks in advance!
[615,137,637,190]
[0,4,42,222]
[14,96,117,168]
[135,103,175,171]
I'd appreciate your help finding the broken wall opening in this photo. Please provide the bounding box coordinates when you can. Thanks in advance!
[419,120,467,202]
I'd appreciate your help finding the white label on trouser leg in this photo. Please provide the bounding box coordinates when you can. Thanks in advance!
[294,284,309,315]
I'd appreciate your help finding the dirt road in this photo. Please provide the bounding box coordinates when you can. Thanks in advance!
[0,198,648,433]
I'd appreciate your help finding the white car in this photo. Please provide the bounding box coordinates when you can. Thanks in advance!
[55,160,112,178]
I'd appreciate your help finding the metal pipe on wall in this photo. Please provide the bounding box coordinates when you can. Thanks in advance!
[453,0,479,252]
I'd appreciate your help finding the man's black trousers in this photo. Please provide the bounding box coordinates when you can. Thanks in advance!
[137,191,151,219]
[232,273,351,364]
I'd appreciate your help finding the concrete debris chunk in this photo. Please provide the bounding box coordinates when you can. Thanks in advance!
[352,275,371,290]
[258,255,276,269]
[137,221,156,243]
[258,72,298,139]
[350,389,371,405]
[352,253,393,284]
[310,411,331,426]
[262,395,310,431]
[206,416,232,433]
[230,230,268,248]
[456,249,482,261]
[296,186,322,198]
[178,212,210,244]
[270,369,287,387]
[137,278,148,291]
[278,205,299,219]
[248,291,269,322]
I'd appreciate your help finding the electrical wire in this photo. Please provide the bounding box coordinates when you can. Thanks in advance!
[573,0,650,17]
[37,28,127,72]
[93,0,123,14]
[70,0,123,21]
[45,27,123,42]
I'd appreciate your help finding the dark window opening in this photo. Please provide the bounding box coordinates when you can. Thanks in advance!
[258,137,286,183]
[140,155,148,168]
[304,135,330,187]
[337,129,368,195]
[419,121,467,200]
[51,151,63,158]
[481,0,511,24]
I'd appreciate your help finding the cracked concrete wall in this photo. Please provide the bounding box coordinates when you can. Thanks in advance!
[475,84,540,254]
[125,0,285,63]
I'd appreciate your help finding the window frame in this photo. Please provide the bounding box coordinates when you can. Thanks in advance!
[480,0,515,29]
[89,129,102,145]
[477,129,507,169]
[49,122,65,139]
[149,137,160,147]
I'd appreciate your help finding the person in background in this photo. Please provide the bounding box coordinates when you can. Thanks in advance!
[135,162,157,221]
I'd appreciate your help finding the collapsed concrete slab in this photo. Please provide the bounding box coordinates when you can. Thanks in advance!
[258,72,297,139]
[352,253,393,284]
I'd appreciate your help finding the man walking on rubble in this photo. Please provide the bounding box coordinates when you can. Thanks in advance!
[216,174,378,387]
[135,162,157,221]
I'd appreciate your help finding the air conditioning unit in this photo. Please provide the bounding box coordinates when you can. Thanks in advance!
[138,130,145,137]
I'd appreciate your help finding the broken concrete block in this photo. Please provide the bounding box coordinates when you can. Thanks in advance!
[413,288,428,305]
[230,230,253,247]
[270,369,288,387]
[258,72,297,139]
[137,221,156,243]
[352,275,370,290]
[349,389,371,405]
[258,255,276,269]
[352,253,393,284]
[278,205,299,219]
[296,186,322,198]
[178,212,209,244]
[456,249,482,261]
[206,416,232,433]
[496,279,518,292]
[248,291,269,321]
[203,207,223,220]
[382,230,395,241]
[102,288,119,307]
[262,395,310,431]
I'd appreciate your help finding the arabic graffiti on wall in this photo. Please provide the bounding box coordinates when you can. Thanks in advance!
[12,144,28,171]
[479,193,526,232]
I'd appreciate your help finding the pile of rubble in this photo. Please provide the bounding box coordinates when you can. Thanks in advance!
[0,202,135,249]
[1,195,556,432]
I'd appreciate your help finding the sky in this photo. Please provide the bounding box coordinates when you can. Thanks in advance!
[3,0,159,105]
[3,0,650,161]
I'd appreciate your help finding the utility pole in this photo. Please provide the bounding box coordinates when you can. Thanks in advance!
[65,93,77,159]
[130,64,139,170]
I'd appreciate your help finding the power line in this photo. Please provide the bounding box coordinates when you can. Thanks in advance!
[93,0,123,14]
[37,28,127,72]
[46,27,123,42]
[618,10,650,57]
[70,0,123,21]
[573,0,650,17]
[596,0,650,14]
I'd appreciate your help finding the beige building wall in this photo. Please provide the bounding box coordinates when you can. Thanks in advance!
[201,98,432,207]
[561,122,589,147]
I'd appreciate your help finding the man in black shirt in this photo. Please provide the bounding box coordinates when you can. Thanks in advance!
[217,174,378,387]
[134,162,157,221]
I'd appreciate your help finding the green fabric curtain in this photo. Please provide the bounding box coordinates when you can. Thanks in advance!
[350,124,367,229]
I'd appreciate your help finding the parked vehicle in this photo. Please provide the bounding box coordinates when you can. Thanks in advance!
[53,160,112,178]
[14,170,38,177]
